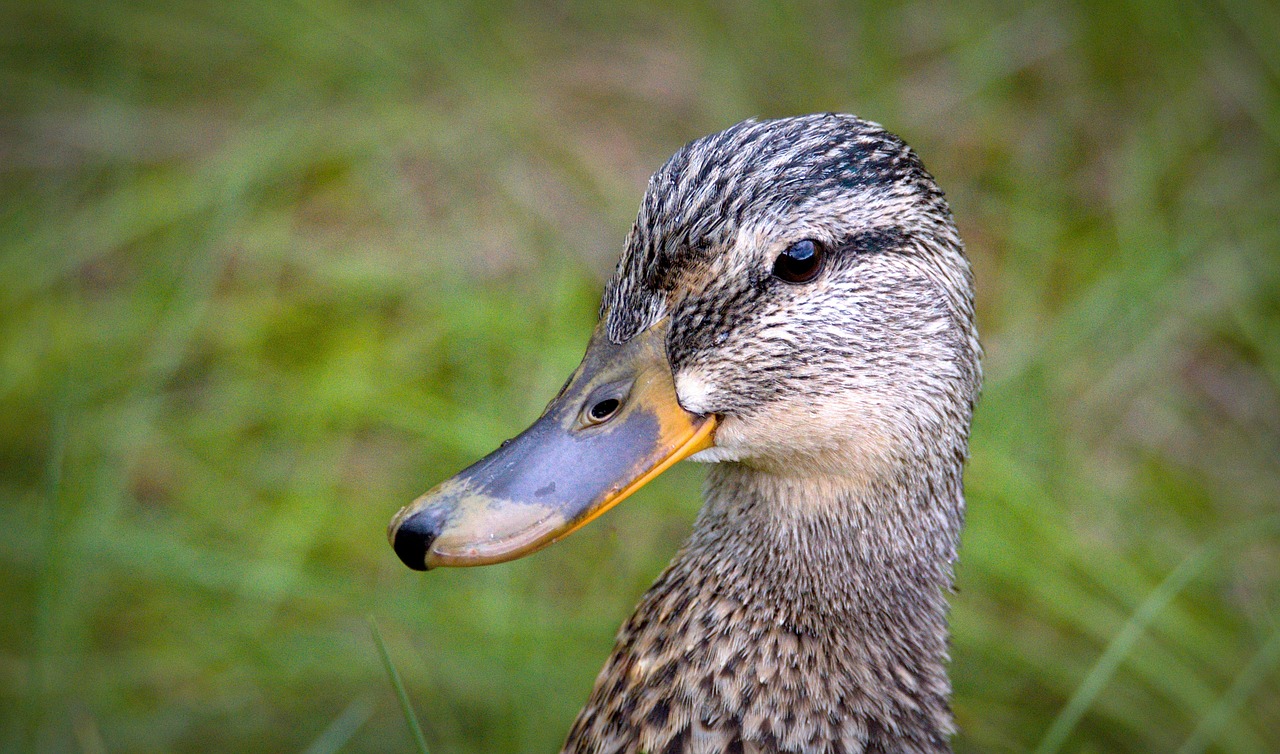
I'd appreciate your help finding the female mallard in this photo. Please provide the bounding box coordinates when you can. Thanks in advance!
[389,113,981,753]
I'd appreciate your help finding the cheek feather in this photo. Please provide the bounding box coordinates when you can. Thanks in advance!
[676,370,748,463]
[713,392,904,480]
[674,370,717,416]
[687,446,743,463]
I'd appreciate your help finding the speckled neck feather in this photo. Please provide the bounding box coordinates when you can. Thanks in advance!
[564,460,961,754]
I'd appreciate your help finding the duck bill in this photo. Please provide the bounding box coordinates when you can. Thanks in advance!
[388,320,716,571]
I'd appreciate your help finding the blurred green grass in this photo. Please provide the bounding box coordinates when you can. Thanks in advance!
[2,0,1278,752]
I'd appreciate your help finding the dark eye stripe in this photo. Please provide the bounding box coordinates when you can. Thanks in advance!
[836,227,907,255]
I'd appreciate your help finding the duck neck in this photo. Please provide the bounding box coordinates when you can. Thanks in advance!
[566,461,963,753]
[691,461,963,641]
[698,462,961,738]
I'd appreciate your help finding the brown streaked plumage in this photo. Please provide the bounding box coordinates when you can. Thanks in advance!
[569,114,979,753]
[391,113,980,753]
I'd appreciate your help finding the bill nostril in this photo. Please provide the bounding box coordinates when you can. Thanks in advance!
[580,380,632,427]
[392,509,443,571]
[587,397,621,423]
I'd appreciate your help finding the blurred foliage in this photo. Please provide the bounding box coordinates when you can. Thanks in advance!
[2,0,1278,752]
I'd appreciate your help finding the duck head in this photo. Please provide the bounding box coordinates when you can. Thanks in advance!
[389,113,980,571]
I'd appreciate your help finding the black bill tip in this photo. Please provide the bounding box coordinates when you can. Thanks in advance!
[391,508,445,571]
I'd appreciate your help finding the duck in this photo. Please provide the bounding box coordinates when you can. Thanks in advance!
[388,113,981,754]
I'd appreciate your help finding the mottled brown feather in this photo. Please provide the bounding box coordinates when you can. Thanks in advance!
[563,114,980,753]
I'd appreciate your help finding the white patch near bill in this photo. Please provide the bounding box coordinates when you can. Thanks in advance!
[674,370,716,415]
[676,370,739,462]
[688,446,742,463]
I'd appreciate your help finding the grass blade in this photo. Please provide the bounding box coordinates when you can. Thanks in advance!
[368,616,429,754]
[1035,517,1280,754]
[302,695,375,754]
[1176,625,1280,754]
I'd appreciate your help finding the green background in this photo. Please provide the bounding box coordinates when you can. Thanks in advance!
[2,1,1278,752]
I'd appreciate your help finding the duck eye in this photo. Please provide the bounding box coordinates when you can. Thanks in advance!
[586,398,621,424]
[773,239,824,283]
